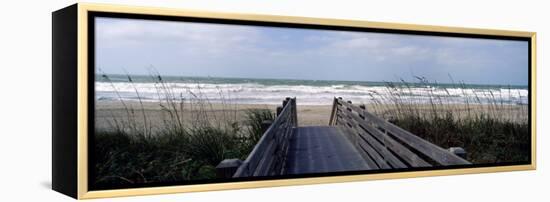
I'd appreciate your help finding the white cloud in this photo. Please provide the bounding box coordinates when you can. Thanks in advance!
[96,17,263,55]
[95,17,528,85]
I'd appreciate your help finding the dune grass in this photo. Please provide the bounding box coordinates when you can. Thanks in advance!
[94,72,530,187]
[94,72,274,188]
[365,77,529,164]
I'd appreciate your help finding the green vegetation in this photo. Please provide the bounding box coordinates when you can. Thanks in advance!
[366,77,529,164]
[94,73,274,188]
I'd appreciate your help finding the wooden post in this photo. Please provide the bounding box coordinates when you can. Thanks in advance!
[216,159,243,179]
[292,98,298,126]
[261,120,273,133]
[329,97,338,125]
[283,97,290,107]
[359,104,366,119]
[276,106,283,116]
[346,100,352,111]
[448,147,467,159]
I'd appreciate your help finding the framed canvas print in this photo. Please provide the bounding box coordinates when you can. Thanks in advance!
[52,3,536,199]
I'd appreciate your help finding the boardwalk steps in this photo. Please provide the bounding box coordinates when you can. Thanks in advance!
[221,97,470,178]
[285,126,372,174]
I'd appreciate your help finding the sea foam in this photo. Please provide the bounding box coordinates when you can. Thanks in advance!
[95,81,528,105]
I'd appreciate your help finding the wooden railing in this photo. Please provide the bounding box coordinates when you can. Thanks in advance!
[233,97,297,177]
[330,97,470,168]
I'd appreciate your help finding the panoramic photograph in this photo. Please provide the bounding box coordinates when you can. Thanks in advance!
[93,16,529,189]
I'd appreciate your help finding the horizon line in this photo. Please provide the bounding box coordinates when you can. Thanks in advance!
[95,72,529,87]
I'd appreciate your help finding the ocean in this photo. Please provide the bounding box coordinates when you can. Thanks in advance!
[95,74,529,105]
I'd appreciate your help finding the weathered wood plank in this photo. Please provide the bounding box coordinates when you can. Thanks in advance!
[356,139,391,169]
[341,106,430,167]
[329,97,338,125]
[355,130,407,168]
[234,98,298,177]
[337,126,379,169]
[336,102,411,167]
[339,100,470,166]
[253,139,277,176]
[285,126,373,174]
[338,109,408,168]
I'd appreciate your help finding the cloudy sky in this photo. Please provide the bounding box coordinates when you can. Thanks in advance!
[95,17,529,85]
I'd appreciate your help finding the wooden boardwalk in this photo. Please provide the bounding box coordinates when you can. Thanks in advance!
[285,126,372,175]
[224,97,471,178]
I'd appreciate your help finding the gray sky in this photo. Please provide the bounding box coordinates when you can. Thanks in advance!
[95,17,529,85]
